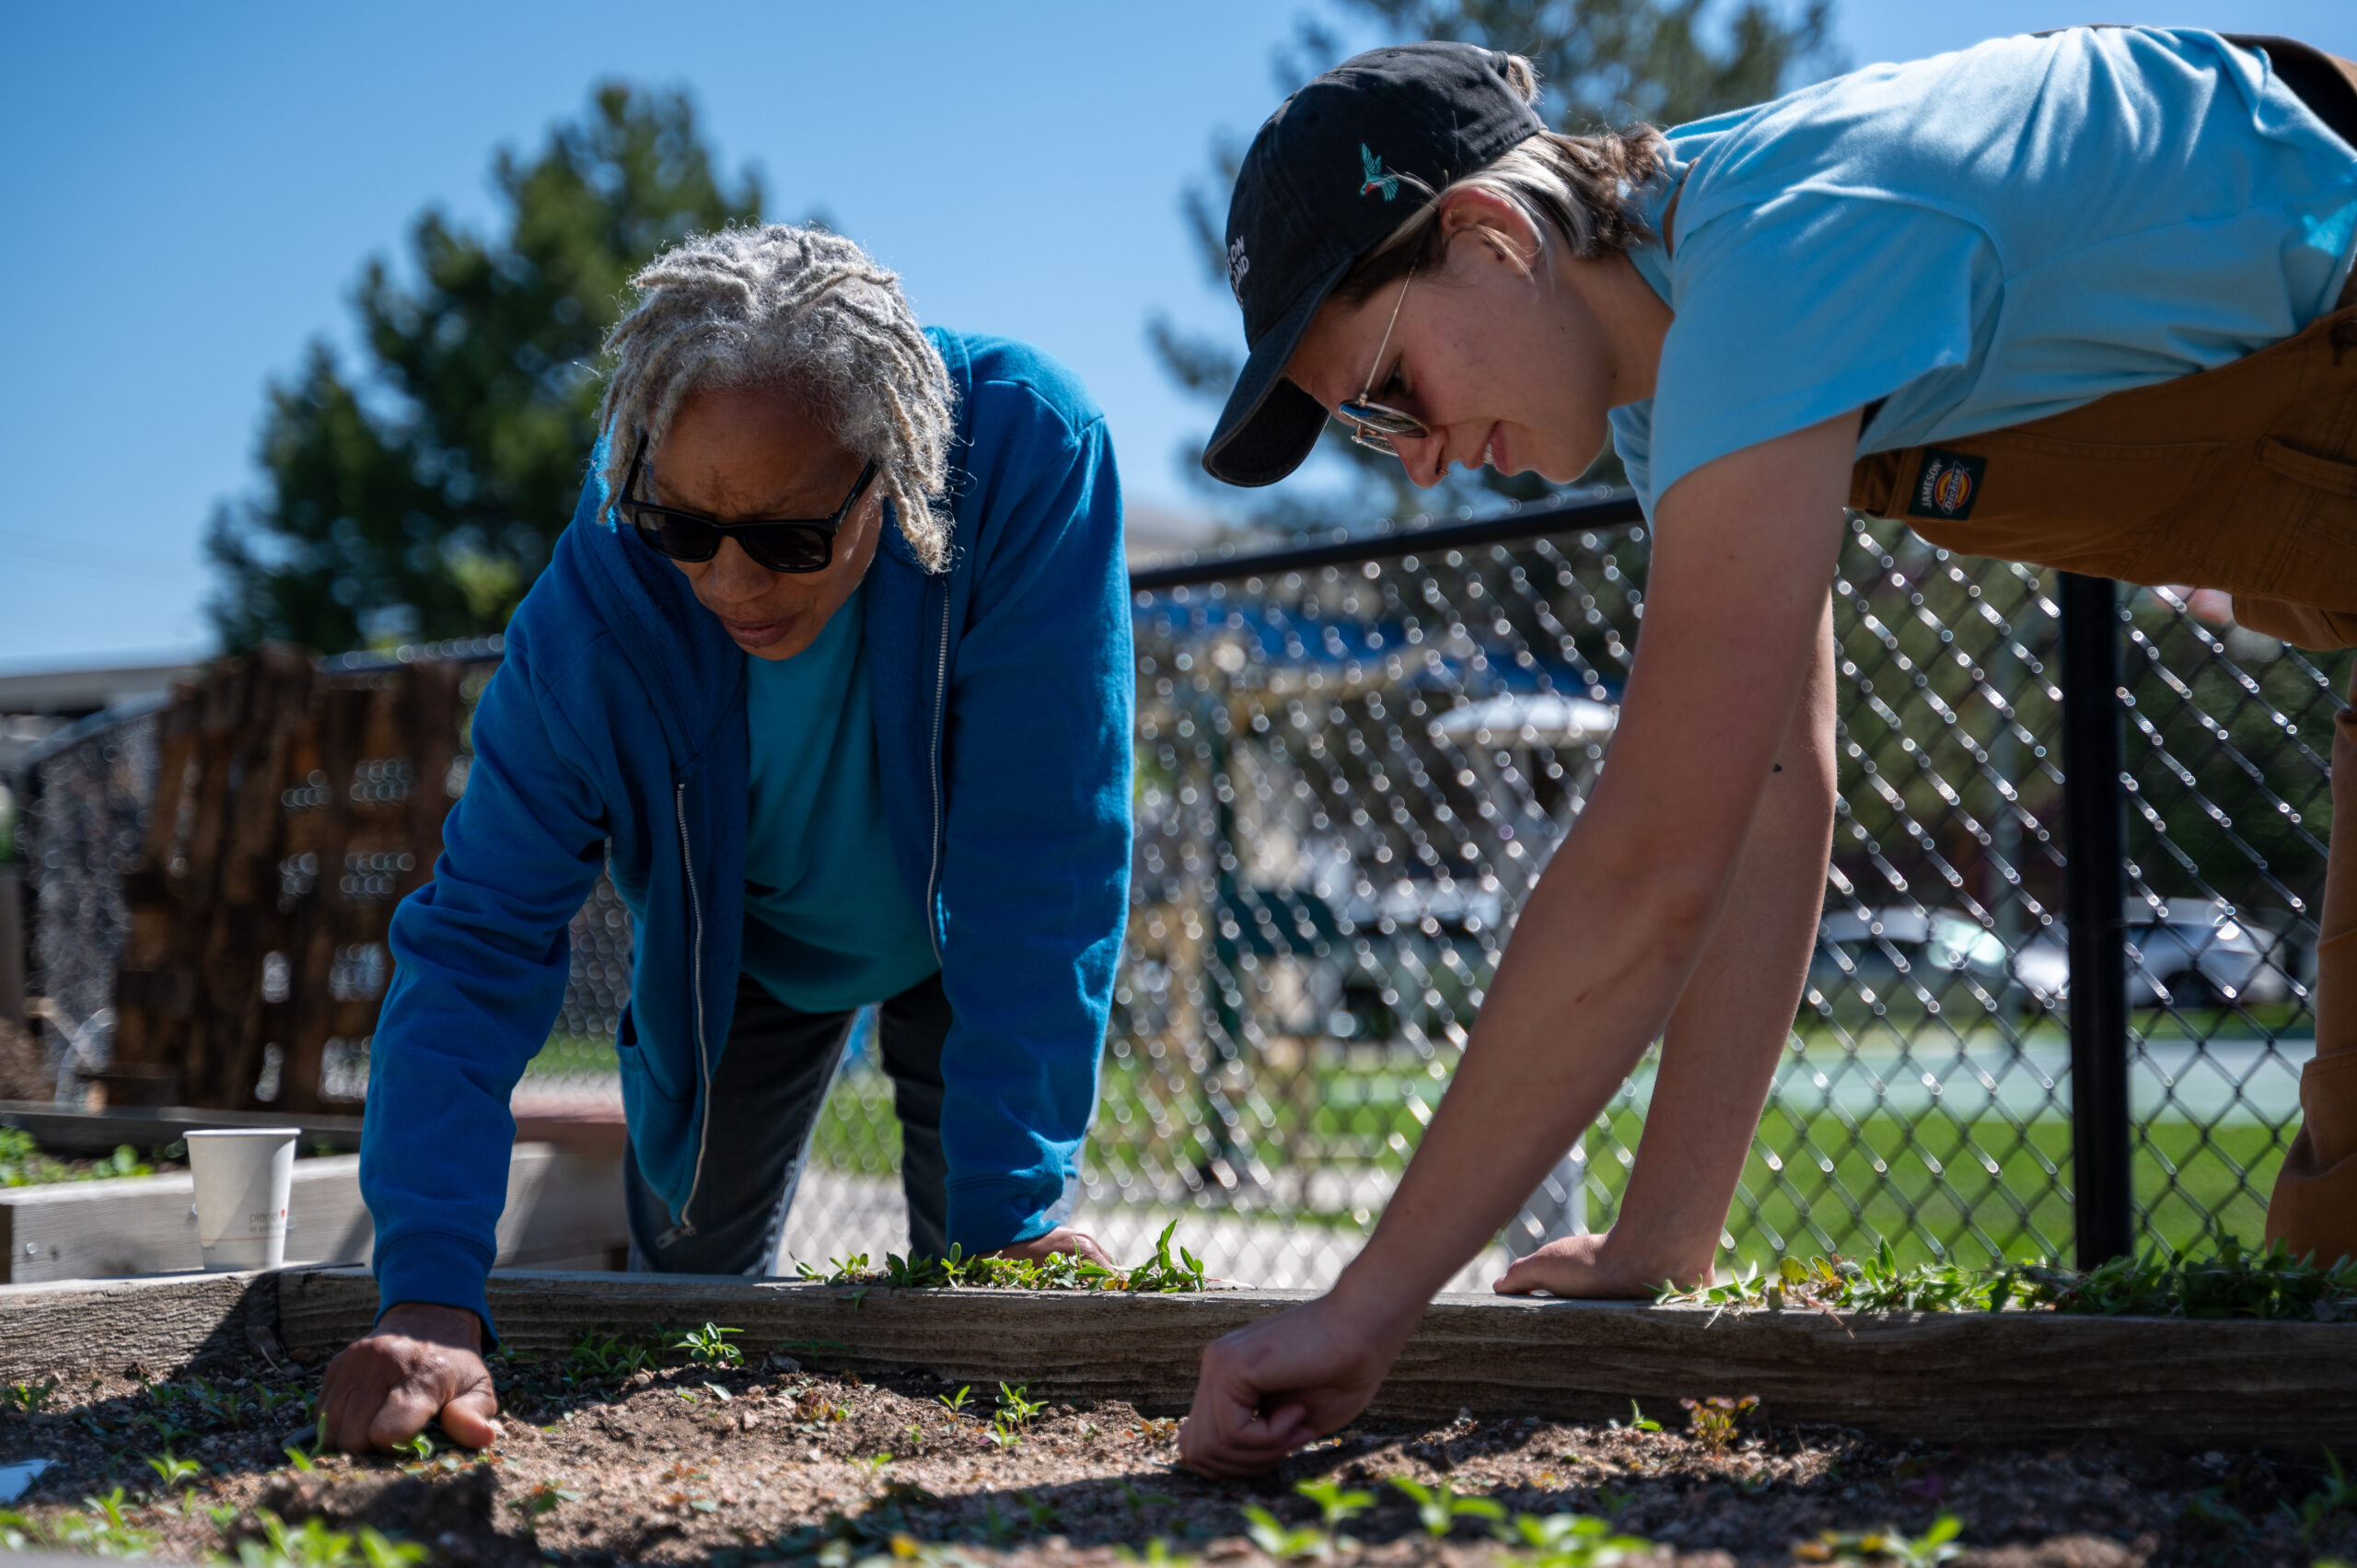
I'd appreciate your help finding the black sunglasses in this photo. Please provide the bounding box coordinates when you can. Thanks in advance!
[615,436,877,575]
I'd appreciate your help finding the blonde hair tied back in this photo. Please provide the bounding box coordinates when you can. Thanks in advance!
[1336,52,1666,304]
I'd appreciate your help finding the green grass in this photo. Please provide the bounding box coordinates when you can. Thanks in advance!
[532,1029,2293,1267]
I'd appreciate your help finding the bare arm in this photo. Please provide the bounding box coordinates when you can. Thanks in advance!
[1181,411,1858,1475]
[1494,596,1838,1295]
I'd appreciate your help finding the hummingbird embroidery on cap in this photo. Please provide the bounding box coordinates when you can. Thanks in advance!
[1359,145,1400,201]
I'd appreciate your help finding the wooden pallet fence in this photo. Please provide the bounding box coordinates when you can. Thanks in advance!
[107,648,469,1113]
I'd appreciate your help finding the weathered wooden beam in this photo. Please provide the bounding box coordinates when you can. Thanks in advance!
[0,1144,623,1283]
[0,1270,278,1383]
[272,1271,2357,1451]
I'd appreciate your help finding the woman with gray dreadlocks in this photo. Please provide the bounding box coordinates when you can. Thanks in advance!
[316,224,1133,1452]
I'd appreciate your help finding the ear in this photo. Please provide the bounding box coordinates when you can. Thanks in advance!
[1434,185,1540,275]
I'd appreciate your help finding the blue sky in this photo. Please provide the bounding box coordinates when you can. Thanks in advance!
[6,1,2354,671]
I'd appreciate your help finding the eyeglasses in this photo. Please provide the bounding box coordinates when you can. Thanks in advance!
[614,436,877,575]
[1334,264,1430,456]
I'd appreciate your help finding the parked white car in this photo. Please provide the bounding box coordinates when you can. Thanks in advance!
[2010,898,2296,1010]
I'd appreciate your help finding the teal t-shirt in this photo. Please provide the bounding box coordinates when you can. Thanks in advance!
[740,582,940,1015]
[1608,27,2357,516]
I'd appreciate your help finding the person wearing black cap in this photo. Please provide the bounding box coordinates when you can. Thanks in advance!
[1181,29,2357,1475]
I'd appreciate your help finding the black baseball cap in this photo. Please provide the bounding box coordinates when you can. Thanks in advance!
[1202,41,1547,488]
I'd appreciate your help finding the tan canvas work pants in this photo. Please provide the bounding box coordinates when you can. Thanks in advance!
[1850,52,2357,1260]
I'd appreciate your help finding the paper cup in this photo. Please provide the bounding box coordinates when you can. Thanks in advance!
[185,1128,298,1272]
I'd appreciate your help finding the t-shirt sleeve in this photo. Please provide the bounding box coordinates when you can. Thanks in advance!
[1608,401,1657,514]
[1644,192,1991,509]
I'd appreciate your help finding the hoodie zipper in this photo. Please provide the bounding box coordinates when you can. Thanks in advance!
[923,583,950,963]
[658,780,714,1247]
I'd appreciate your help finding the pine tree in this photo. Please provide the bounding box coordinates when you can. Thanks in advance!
[207,84,762,654]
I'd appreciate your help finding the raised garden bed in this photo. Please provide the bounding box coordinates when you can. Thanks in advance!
[0,1260,2349,1564]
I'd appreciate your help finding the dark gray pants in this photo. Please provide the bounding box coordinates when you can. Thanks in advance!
[623,969,950,1276]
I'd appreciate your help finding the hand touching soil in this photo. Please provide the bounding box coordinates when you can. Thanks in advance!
[319,1302,500,1452]
[1180,1278,1421,1477]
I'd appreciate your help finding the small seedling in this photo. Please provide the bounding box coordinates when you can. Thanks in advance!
[1119,1481,1178,1516]
[1019,1491,1061,1531]
[993,1381,1043,1432]
[1620,1400,1662,1434]
[936,1385,973,1415]
[506,1481,580,1538]
[1295,1478,1374,1554]
[2302,1449,2357,1544]
[1125,1219,1211,1293]
[238,1508,430,1568]
[4,1376,57,1414]
[1681,1393,1759,1454]
[1243,1504,1329,1562]
[1494,1509,1657,1562]
[853,1452,894,1478]
[145,1450,201,1489]
[673,1322,745,1367]
[1389,1476,1502,1539]
[1797,1514,1964,1567]
[1113,1538,1195,1567]
[396,1432,435,1463]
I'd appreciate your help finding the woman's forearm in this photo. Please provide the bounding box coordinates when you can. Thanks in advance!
[1330,419,1860,1316]
[1611,602,1839,1281]
[1333,824,1742,1311]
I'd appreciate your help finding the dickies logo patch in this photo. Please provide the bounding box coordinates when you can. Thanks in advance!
[1907,447,1987,521]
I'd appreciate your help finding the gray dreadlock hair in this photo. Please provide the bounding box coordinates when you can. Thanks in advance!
[597,224,957,571]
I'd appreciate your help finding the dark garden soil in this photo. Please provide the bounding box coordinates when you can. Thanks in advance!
[1,1335,2351,1567]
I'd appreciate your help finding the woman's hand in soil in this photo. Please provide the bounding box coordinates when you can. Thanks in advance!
[1179,1276,1420,1478]
[319,1302,500,1452]
[988,1226,1114,1267]
[1492,1229,1709,1298]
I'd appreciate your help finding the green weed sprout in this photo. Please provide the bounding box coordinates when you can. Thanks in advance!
[1681,1394,1759,1454]
[1389,1475,1503,1538]
[1801,1514,1964,1568]
[1114,1538,1195,1567]
[993,1382,1043,1432]
[1620,1400,1662,1434]
[2303,1450,2357,1543]
[235,1509,429,1568]
[4,1376,57,1413]
[1242,1504,1331,1562]
[673,1322,745,1367]
[505,1481,580,1539]
[1494,1509,1657,1565]
[0,1487,161,1558]
[146,1450,202,1489]
[936,1385,973,1415]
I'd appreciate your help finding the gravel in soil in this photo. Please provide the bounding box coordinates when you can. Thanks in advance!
[0,1341,2349,1566]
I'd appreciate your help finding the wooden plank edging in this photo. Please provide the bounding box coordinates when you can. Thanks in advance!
[2,1265,2345,1450]
[268,1268,2357,1450]
[0,1270,277,1383]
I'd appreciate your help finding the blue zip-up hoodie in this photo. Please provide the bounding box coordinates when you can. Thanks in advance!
[360,331,1133,1335]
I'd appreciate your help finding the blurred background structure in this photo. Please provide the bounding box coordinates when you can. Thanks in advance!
[5,0,2355,1284]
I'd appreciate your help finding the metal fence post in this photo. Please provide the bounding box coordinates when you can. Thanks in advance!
[2059,571,2134,1266]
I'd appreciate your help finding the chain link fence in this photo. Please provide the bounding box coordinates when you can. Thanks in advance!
[18,500,2336,1285]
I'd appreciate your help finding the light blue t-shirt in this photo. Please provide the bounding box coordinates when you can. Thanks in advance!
[1609,27,2357,517]
[740,582,940,1015]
